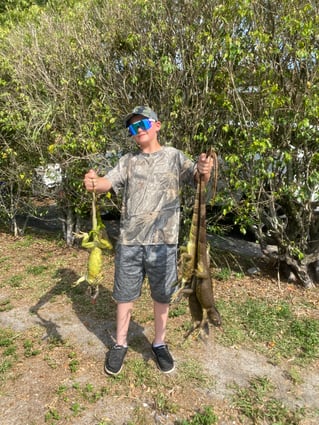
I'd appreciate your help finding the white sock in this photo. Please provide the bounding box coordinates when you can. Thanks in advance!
[152,342,165,348]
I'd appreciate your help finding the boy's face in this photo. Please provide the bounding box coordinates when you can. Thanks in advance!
[128,114,161,146]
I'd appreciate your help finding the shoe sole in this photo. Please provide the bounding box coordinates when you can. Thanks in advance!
[104,364,123,376]
[155,363,175,373]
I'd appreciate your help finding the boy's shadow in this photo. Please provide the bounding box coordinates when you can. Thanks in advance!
[29,267,152,362]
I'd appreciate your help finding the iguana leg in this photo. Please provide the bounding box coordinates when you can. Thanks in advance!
[73,275,86,287]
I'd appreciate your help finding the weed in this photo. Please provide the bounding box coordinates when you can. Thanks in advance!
[287,318,319,360]
[14,235,35,248]
[176,406,218,424]
[0,359,12,375]
[169,301,187,318]
[23,339,41,357]
[26,265,48,275]
[239,299,292,341]
[214,267,232,281]
[0,328,15,347]
[70,402,84,416]
[72,381,80,390]
[179,359,212,387]
[126,358,155,387]
[7,274,24,287]
[0,328,18,378]
[232,376,305,424]
[285,367,303,385]
[0,256,10,264]
[56,384,68,395]
[154,391,178,415]
[44,408,60,422]
[3,345,17,356]
[0,299,13,312]
[47,335,65,349]
[217,299,319,364]
[44,354,58,369]
[84,385,108,402]
[68,351,79,373]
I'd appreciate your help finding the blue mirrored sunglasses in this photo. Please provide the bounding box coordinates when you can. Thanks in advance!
[128,118,154,136]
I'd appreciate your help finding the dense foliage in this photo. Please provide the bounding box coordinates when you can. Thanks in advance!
[0,0,318,286]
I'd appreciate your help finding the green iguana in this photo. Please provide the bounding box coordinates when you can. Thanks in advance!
[73,191,112,303]
[175,148,221,336]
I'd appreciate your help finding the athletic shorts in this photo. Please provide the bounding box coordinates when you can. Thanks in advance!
[113,244,178,304]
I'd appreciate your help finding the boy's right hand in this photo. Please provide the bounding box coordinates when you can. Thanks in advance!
[84,169,98,192]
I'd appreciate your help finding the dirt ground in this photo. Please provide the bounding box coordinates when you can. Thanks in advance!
[0,228,318,425]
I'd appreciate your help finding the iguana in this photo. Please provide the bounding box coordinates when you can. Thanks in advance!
[73,191,112,303]
[175,148,221,336]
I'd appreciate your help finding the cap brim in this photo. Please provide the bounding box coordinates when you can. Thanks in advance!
[124,113,148,128]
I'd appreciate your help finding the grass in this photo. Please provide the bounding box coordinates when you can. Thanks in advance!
[0,299,13,312]
[231,376,306,425]
[0,229,318,424]
[216,298,319,364]
[176,406,218,424]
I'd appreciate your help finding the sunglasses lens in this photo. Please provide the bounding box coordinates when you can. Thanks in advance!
[128,123,138,135]
[128,119,152,136]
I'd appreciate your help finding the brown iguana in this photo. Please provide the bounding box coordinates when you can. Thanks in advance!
[175,148,221,336]
[73,191,112,303]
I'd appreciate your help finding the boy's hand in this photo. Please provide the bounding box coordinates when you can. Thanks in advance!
[197,153,213,176]
[84,169,98,192]
[84,169,112,194]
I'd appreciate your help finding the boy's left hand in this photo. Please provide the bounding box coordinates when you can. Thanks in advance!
[197,153,213,175]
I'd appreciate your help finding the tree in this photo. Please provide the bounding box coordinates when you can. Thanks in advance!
[212,0,319,287]
[1,0,318,286]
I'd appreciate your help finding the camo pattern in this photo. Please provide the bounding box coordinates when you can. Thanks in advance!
[106,146,195,245]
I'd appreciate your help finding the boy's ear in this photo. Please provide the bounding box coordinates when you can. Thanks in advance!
[155,120,161,131]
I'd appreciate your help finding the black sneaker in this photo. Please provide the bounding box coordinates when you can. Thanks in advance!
[152,344,175,373]
[104,344,128,376]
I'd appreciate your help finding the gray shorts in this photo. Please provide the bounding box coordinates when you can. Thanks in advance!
[113,244,178,304]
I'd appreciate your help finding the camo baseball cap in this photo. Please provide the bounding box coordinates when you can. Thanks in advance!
[124,106,158,127]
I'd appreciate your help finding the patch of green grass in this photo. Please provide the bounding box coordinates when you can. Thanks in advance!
[68,351,79,373]
[70,402,83,415]
[14,234,35,248]
[44,408,61,422]
[217,298,319,364]
[179,359,213,387]
[0,328,19,380]
[7,274,24,287]
[26,265,49,275]
[285,318,319,360]
[0,256,10,264]
[154,391,178,415]
[0,359,12,375]
[56,384,68,396]
[176,406,218,424]
[0,328,16,347]
[285,366,303,385]
[23,339,41,357]
[125,358,156,387]
[46,335,65,349]
[169,301,187,318]
[238,299,292,340]
[232,376,305,424]
[214,267,232,281]
[0,299,13,312]
[81,383,108,403]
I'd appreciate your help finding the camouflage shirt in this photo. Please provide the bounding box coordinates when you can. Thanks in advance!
[105,146,195,245]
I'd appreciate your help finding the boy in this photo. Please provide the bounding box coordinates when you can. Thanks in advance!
[84,106,213,375]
